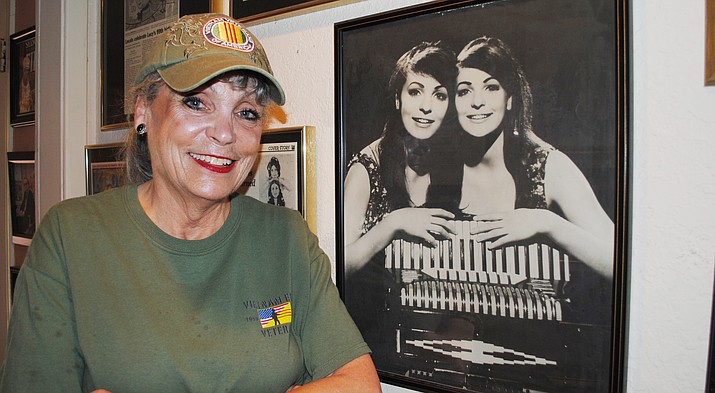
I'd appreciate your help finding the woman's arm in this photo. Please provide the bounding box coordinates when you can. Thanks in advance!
[471,151,614,278]
[286,354,381,392]
[343,163,455,274]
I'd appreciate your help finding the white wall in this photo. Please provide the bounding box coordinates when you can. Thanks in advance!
[243,0,715,392]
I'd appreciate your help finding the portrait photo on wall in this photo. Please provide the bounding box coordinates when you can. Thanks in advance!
[336,0,629,392]
[238,126,317,232]
[8,152,36,245]
[85,143,128,195]
[9,27,36,126]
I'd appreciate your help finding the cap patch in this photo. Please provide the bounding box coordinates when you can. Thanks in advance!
[203,17,255,53]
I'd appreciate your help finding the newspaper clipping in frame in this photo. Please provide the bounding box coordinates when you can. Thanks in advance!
[123,0,180,116]
[241,142,299,211]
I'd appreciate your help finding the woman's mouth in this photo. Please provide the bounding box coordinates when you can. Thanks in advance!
[189,152,236,173]
[466,113,492,121]
[411,117,435,127]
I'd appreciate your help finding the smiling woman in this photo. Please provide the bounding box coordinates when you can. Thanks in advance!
[0,13,380,393]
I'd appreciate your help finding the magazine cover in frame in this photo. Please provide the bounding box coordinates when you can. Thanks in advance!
[335,0,629,392]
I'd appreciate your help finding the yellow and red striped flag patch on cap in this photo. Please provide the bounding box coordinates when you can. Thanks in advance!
[202,17,255,52]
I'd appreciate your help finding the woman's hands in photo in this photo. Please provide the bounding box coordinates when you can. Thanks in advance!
[384,207,456,246]
[470,208,558,248]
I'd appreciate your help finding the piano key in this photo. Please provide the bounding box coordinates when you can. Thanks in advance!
[528,243,539,279]
[540,244,551,280]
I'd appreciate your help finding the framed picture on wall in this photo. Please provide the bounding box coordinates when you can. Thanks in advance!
[85,143,128,195]
[335,0,630,392]
[9,27,36,126]
[706,0,715,85]
[231,0,338,22]
[8,151,36,246]
[238,126,316,233]
[101,0,214,130]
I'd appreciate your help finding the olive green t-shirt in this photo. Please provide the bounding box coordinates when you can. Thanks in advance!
[0,185,369,393]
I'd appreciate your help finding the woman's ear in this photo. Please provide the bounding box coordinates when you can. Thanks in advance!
[506,96,513,111]
[134,95,149,129]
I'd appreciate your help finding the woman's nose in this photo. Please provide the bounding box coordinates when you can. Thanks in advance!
[419,96,433,114]
[207,117,237,145]
[471,92,485,109]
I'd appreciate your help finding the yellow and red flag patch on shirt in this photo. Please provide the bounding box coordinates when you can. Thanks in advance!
[258,302,292,328]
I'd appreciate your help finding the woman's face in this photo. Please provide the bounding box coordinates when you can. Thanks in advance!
[455,67,512,137]
[269,165,279,179]
[270,183,280,198]
[399,71,449,139]
[136,80,265,203]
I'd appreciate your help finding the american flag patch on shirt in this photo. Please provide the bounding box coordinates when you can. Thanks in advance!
[258,302,292,328]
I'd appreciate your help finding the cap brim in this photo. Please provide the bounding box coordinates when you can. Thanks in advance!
[157,54,286,106]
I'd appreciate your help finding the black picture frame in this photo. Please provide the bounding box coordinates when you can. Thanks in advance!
[7,151,36,245]
[231,0,338,22]
[101,0,212,130]
[238,126,317,233]
[335,1,629,392]
[9,27,36,126]
[85,143,128,195]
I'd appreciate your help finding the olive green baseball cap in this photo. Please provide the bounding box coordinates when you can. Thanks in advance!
[135,13,285,105]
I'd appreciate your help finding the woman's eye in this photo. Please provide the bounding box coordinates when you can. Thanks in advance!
[407,88,422,97]
[182,96,204,110]
[237,108,261,121]
[456,88,470,97]
[435,91,448,101]
[485,84,501,92]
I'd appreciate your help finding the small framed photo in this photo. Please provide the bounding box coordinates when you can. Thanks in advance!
[238,126,316,232]
[9,27,36,126]
[85,143,128,195]
[7,151,36,245]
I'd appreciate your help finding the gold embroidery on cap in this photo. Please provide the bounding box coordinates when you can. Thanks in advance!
[164,17,209,58]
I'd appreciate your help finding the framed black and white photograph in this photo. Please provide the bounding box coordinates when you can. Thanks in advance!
[238,126,316,232]
[101,0,213,130]
[9,27,36,126]
[8,152,36,245]
[85,143,128,195]
[231,0,338,22]
[335,1,629,392]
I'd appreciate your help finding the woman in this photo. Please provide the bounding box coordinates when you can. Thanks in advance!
[268,179,286,206]
[343,41,460,274]
[342,41,460,366]
[454,35,614,280]
[0,14,380,393]
[261,156,291,204]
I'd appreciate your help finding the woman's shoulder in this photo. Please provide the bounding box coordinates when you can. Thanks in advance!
[49,185,128,217]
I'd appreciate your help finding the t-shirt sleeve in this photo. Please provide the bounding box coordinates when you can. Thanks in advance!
[295,240,371,384]
[0,206,86,392]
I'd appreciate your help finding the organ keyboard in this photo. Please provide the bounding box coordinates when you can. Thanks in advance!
[377,220,610,392]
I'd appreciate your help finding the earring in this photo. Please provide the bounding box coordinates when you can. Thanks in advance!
[136,123,147,135]
[513,130,519,136]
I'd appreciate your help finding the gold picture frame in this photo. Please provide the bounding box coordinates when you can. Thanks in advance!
[231,0,338,22]
[707,0,715,85]
[85,143,128,195]
[238,126,316,233]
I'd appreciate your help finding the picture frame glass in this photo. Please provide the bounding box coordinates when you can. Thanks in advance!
[336,0,627,392]
[8,152,36,241]
[101,1,212,130]
[85,143,128,195]
[238,126,316,232]
[9,28,36,126]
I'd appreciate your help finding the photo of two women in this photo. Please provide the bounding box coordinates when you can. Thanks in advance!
[338,0,621,391]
